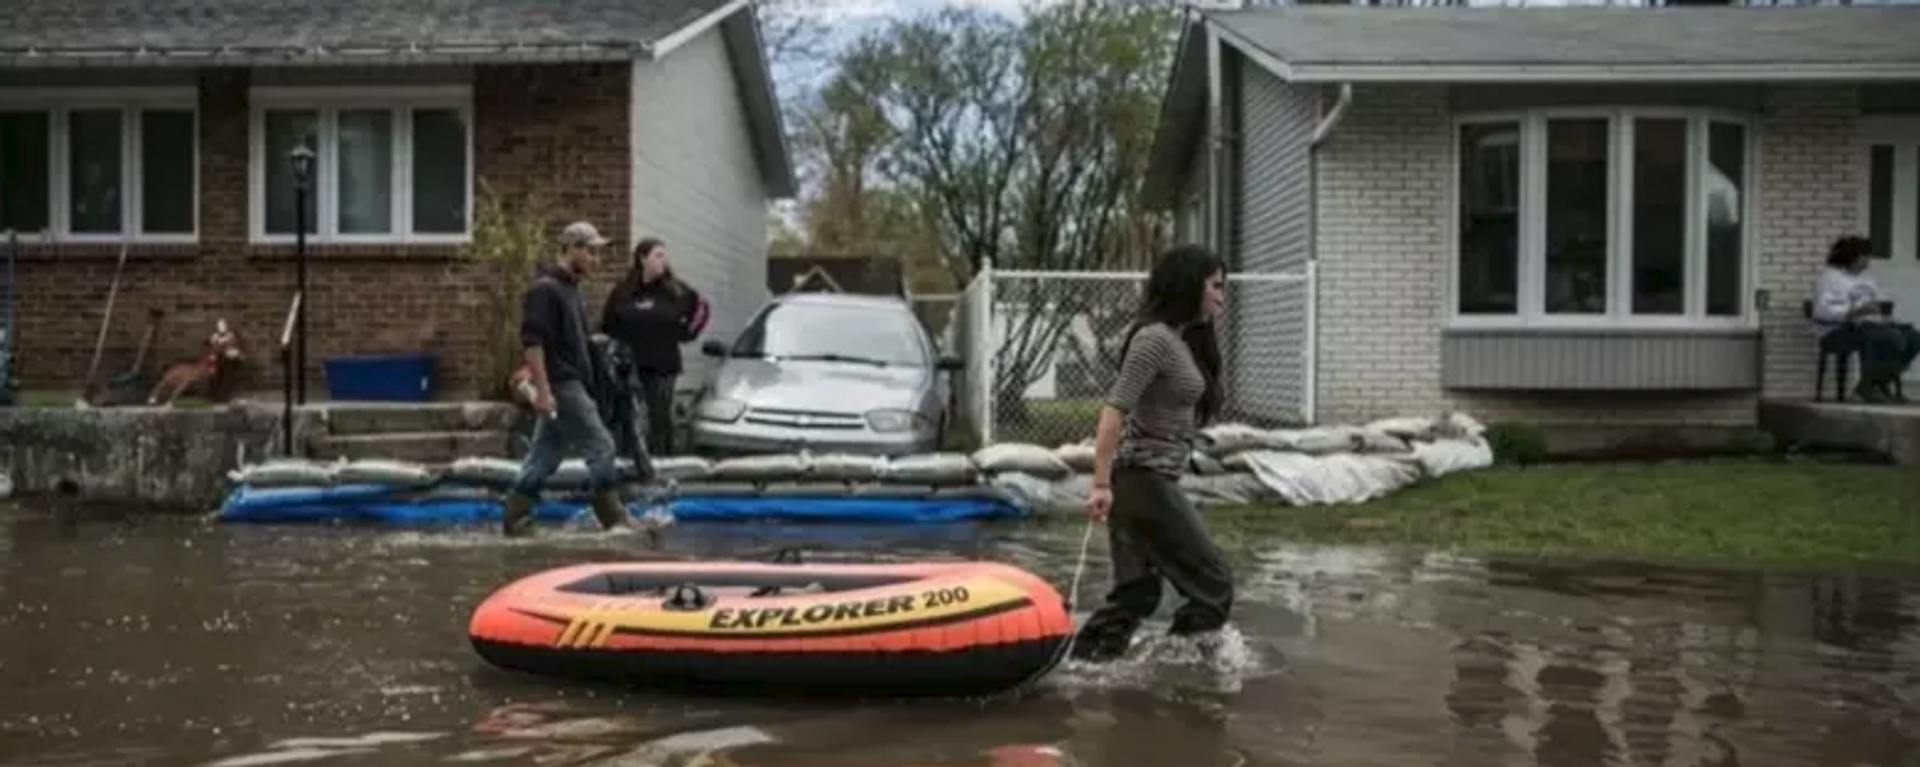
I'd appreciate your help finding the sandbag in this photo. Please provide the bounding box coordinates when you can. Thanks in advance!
[1365,416,1437,442]
[1275,427,1361,456]
[759,481,861,497]
[971,443,1072,480]
[548,457,639,488]
[1190,452,1229,475]
[1234,450,1422,505]
[1435,412,1489,440]
[331,459,437,487]
[1198,422,1289,457]
[228,458,338,488]
[1053,442,1096,473]
[808,453,887,482]
[669,481,765,498]
[445,456,522,487]
[1179,472,1275,507]
[881,453,978,486]
[1409,437,1494,478]
[710,453,812,482]
[1354,429,1412,454]
[650,456,713,482]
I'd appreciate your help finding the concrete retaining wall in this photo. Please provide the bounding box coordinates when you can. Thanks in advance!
[0,406,316,511]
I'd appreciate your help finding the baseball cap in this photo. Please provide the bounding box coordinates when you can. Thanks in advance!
[558,221,611,248]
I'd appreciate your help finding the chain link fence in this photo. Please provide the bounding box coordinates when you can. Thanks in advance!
[948,262,1316,449]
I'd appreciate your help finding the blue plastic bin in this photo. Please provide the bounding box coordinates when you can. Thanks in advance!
[323,353,438,402]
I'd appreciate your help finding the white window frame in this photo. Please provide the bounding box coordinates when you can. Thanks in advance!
[1859,117,1920,264]
[1448,107,1759,331]
[248,85,474,246]
[0,87,200,244]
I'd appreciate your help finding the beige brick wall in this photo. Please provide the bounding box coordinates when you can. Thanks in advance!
[1311,84,1861,427]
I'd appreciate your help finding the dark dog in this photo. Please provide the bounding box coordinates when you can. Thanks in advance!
[148,319,246,406]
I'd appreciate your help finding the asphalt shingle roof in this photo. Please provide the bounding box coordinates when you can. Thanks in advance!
[1213,6,1920,69]
[0,0,733,55]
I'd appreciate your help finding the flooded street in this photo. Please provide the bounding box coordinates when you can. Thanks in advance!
[2,506,1918,767]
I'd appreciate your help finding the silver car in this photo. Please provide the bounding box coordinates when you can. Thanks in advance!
[688,292,964,456]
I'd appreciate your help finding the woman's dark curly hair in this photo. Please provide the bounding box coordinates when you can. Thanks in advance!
[1827,235,1874,269]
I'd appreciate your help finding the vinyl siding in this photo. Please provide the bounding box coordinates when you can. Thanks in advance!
[1226,56,1315,425]
[630,29,771,389]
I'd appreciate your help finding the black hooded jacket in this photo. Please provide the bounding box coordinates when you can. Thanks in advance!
[599,272,709,376]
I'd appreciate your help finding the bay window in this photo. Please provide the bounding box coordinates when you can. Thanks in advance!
[249,86,472,244]
[1454,109,1753,326]
[0,89,198,242]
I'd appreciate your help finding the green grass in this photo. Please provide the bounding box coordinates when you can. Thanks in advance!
[16,388,213,409]
[996,398,1104,446]
[1188,459,1920,568]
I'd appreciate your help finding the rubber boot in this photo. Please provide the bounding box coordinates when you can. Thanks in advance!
[502,494,536,537]
[589,489,634,531]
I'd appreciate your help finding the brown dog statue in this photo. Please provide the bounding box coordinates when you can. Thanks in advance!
[148,319,247,406]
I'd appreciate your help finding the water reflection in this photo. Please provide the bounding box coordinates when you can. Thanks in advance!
[0,509,1916,767]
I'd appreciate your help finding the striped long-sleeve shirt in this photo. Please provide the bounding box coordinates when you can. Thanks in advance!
[1105,322,1207,476]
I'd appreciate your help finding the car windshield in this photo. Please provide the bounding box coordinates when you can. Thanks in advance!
[732,301,929,367]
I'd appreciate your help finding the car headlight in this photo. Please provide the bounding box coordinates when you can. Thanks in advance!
[695,398,746,423]
[865,409,925,433]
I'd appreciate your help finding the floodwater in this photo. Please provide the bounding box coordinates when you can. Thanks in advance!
[2,507,1918,767]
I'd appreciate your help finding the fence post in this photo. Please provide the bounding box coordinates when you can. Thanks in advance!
[1302,260,1318,426]
[978,257,996,446]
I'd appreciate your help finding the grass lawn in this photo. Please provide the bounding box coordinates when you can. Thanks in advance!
[1195,459,1920,568]
[15,388,213,409]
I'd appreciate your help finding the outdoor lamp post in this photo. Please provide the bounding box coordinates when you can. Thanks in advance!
[290,144,314,407]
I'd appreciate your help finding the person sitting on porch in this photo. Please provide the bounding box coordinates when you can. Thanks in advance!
[1811,235,1920,403]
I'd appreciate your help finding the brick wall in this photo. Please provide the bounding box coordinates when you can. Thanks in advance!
[5,63,632,398]
[1311,84,1861,426]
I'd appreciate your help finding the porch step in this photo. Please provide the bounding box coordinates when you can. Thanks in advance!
[308,430,512,463]
[311,402,518,436]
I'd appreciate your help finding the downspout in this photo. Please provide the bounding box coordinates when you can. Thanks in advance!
[1301,83,1352,426]
[1311,83,1354,146]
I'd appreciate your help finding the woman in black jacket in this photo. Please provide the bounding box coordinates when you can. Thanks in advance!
[601,237,710,456]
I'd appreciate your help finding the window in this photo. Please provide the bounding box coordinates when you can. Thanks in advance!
[248,86,472,244]
[0,89,198,241]
[1453,109,1753,326]
[1863,133,1919,264]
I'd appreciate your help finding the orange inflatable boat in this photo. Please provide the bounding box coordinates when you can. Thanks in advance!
[468,558,1073,696]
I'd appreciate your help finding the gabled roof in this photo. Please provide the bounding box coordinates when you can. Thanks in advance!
[0,0,729,64]
[1143,6,1920,209]
[0,0,796,197]
[1213,6,1920,83]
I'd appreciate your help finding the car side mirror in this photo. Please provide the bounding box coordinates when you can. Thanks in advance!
[701,339,729,358]
[936,355,965,372]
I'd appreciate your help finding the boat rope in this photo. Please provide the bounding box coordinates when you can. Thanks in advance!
[1008,516,1098,696]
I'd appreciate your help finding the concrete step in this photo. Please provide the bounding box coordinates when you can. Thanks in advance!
[311,402,518,437]
[308,430,513,463]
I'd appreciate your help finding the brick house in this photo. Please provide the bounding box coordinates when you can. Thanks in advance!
[1145,6,1920,431]
[0,0,795,397]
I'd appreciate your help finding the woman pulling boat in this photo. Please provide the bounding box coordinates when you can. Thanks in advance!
[1072,244,1235,663]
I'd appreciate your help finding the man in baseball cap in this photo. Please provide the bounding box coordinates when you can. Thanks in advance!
[501,219,635,536]
[557,220,611,248]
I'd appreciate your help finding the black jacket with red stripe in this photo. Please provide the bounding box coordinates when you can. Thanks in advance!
[599,272,710,376]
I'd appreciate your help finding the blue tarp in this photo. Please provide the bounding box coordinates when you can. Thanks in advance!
[217,482,1026,526]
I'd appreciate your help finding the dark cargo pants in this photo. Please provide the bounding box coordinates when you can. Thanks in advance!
[1070,465,1235,662]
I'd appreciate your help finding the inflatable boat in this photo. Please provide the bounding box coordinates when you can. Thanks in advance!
[468,558,1072,697]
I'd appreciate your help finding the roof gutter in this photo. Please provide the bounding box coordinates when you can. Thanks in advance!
[1284,62,1920,84]
[0,43,638,68]
[646,0,753,60]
